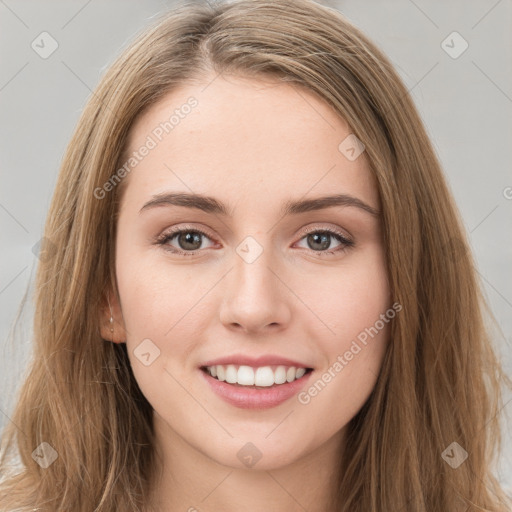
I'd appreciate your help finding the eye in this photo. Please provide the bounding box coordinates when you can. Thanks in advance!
[294,226,354,255]
[154,224,355,256]
[155,225,215,256]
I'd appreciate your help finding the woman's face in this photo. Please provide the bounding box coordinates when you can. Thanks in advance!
[110,73,391,470]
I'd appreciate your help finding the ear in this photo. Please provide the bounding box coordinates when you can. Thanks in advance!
[99,291,127,344]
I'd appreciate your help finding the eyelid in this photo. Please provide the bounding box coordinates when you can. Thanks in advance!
[298,223,353,243]
[154,223,217,249]
[161,223,216,239]
[157,222,352,242]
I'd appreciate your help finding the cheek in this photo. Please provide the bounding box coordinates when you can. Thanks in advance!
[115,247,213,396]
[295,247,390,406]
[117,272,170,335]
[115,261,199,412]
[115,241,199,336]
[299,247,389,342]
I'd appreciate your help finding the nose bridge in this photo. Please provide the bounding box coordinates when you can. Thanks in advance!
[219,233,291,332]
[232,233,279,301]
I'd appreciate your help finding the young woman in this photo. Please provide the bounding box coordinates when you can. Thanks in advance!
[1,0,510,510]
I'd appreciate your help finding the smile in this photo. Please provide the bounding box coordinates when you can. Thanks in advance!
[202,364,312,387]
[199,364,314,409]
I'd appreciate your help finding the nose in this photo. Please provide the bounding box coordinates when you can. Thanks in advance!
[219,242,292,335]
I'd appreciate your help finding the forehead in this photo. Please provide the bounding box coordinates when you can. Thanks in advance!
[119,74,379,215]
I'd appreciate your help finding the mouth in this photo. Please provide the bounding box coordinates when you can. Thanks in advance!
[200,364,314,389]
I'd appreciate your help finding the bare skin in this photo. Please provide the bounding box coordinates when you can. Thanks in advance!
[101,73,391,511]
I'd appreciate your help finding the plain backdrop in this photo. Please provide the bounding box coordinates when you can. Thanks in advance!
[1,0,511,491]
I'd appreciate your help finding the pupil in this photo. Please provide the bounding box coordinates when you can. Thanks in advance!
[309,233,330,251]
[179,232,202,250]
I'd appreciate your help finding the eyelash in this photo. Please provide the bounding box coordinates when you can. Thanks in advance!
[154,224,355,257]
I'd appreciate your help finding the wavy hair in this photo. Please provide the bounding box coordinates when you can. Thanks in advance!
[1,0,511,510]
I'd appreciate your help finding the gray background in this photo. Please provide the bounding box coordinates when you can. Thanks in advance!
[1,0,511,491]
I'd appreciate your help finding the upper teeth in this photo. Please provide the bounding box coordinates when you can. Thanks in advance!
[206,365,307,387]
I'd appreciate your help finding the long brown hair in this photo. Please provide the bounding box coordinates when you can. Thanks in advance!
[1,0,510,510]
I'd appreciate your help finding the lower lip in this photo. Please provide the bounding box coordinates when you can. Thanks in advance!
[200,369,313,409]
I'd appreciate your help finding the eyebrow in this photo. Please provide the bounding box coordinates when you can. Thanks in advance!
[139,192,380,218]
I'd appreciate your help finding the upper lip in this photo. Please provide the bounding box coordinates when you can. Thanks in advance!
[200,354,313,369]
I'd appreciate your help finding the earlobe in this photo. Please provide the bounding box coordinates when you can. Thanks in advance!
[99,293,127,344]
